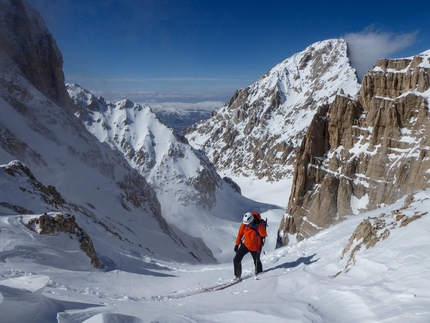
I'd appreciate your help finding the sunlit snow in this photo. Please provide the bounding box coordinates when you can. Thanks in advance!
[1,184,429,322]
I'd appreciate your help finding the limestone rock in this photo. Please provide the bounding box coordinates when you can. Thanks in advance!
[27,212,100,267]
[338,195,427,274]
[278,51,430,245]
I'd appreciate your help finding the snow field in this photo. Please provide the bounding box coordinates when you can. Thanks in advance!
[1,189,430,322]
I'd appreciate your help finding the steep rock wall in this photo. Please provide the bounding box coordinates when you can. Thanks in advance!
[278,52,430,245]
[0,0,71,109]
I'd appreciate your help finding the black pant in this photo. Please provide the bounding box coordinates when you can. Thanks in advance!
[233,244,262,277]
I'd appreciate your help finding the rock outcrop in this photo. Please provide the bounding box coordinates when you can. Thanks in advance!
[2,160,66,211]
[337,193,427,275]
[278,51,430,245]
[27,212,100,267]
[0,0,71,109]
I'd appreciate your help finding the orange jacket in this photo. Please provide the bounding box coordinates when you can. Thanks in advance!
[235,222,267,252]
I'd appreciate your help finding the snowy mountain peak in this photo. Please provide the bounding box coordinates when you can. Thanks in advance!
[256,39,359,104]
[185,38,360,182]
[67,83,213,184]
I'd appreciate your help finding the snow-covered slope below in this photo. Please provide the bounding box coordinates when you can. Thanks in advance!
[185,39,361,185]
[1,189,429,322]
[67,84,272,262]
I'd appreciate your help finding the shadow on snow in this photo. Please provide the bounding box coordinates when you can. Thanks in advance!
[265,254,318,273]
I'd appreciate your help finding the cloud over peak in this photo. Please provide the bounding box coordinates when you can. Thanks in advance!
[343,27,418,80]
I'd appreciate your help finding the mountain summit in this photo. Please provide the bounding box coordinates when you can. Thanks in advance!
[185,39,360,182]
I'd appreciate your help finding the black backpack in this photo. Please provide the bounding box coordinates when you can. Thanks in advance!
[253,215,268,247]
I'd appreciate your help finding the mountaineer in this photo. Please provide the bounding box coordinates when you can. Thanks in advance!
[233,211,267,282]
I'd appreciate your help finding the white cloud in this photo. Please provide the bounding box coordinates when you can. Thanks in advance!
[343,27,418,80]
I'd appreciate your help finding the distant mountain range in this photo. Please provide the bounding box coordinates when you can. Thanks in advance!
[149,101,223,132]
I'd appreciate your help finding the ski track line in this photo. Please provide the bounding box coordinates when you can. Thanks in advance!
[144,273,257,301]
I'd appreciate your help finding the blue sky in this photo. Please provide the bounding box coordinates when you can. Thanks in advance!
[27,0,430,103]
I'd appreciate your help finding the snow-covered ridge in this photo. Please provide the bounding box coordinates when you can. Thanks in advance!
[67,84,212,189]
[67,83,270,262]
[372,49,430,73]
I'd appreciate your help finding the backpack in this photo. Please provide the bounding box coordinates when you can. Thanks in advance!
[251,212,268,247]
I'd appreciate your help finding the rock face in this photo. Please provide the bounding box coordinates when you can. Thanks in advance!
[185,39,360,181]
[0,0,70,109]
[1,160,66,211]
[27,212,100,267]
[278,51,430,245]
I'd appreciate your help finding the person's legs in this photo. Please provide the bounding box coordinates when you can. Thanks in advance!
[250,251,263,274]
[233,244,249,278]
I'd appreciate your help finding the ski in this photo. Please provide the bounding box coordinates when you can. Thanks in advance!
[148,274,255,300]
[201,280,236,292]
[208,278,242,291]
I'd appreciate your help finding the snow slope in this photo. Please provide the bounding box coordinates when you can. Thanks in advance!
[1,186,429,322]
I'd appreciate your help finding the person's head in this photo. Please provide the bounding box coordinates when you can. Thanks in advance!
[242,212,254,225]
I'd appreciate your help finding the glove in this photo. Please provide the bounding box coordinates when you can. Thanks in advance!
[234,245,238,252]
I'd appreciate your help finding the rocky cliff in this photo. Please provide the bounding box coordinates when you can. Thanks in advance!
[278,51,430,245]
[185,39,360,181]
[0,0,71,109]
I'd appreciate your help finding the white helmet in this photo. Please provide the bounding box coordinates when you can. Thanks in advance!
[242,212,254,225]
